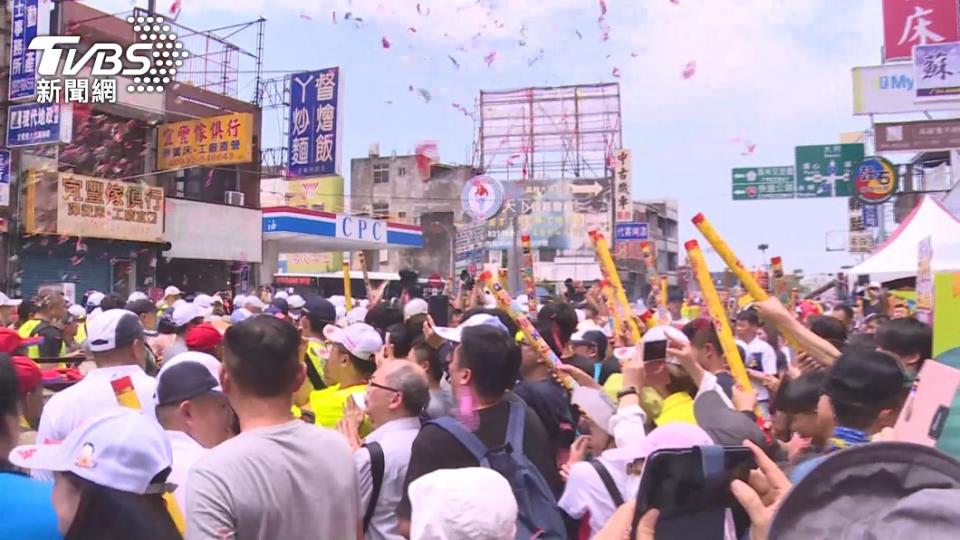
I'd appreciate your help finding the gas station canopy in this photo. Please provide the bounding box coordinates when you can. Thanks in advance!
[262,207,422,252]
[260,207,422,282]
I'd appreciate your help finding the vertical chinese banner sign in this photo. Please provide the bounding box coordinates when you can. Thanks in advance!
[882,0,960,62]
[287,67,343,178]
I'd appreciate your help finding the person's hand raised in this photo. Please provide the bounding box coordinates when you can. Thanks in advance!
[730,440,793,540]
[556,363,601,390]
[621,344,646,390]
[753,296,792,326]
[732,384,758,412]
[422,314,445,350]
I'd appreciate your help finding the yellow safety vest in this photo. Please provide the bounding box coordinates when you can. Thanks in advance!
[19,318,66,365]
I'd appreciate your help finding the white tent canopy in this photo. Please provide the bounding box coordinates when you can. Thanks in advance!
[850,196,960,282]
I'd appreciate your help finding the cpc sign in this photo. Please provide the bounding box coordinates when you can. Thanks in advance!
[854,156,898,205]
[337,214,385,243]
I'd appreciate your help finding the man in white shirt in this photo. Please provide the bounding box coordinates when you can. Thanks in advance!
[338,361,429,540]
[735,308,778,416]
[155,354,233,510]
[35,309,158,480]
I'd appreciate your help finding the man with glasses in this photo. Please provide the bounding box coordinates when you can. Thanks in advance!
[338,361,429,540]
[309,321,383,429]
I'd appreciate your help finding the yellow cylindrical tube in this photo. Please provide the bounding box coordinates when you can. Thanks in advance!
[692,213,802,351]
[495,269,510,311]
[660,276,668,309]
[770,256,787,303]
[685,240,752,393]
[478,271,575,390]
[589,230,642,344]
[601,281,623,341]
[357,251,373,300]
[521,234,538,316]
[342,260,353,312]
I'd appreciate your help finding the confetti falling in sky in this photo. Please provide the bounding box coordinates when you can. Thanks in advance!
[484,50,497,67]
[682,60,697,79]
[381,36,391,48]
[599,0,607,17]
[417,88,432,103]
[448,55,461,69]
[612,67,621,78]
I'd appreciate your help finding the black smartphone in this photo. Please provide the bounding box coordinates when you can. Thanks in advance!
[643,340,667,361]
[428,295,450,327]
[631,446,756,539]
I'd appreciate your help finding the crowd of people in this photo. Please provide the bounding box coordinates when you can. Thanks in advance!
[0,275,956,540]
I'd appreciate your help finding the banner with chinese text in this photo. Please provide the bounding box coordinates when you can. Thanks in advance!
[883,0,960,62]
[287,67,342,178]
[56,173,164,242]
[9,0,39,101]
[6,102,72,147]
[157,112,253,170]
[914,41,960,100]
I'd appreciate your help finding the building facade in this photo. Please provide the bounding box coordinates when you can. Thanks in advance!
[10,3,263,300]
[350,148,477,277]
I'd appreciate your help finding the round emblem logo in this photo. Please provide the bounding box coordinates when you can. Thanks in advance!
[854,156,897,205]
[461,175,504,221]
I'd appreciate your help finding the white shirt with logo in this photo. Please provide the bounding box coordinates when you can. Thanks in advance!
[744,337,778,402]
[34,365,157,481]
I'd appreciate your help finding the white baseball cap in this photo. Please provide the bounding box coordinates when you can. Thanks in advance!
[346,306,368,325]
[67,304,86,320]
[403,298,429,320]
[274,291,289,300]
[158,351,221,384]
[0,292,22,307]
[86,291,105,307]
[172,302,202,327]
[244,296,265,310]
[127,291,149,304]
[434,313,509,343]
[287,294,306,310]
[163,286,182,297]
[172,299,187,310]
[9,408,173,495]
[193,294,214,317]
[211,294,224,305]
[232,295,247,309]
[410,467,518,540]
[86,309,144,352]
[323,322,383,362]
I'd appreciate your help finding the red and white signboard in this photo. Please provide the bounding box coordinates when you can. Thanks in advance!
[883,0,960,61]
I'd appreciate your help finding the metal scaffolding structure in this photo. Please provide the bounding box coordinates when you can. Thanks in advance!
[475,83,623,257]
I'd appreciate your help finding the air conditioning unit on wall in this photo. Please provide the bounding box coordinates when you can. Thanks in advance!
[224,191,245,206]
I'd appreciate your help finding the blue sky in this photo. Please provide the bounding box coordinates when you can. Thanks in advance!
[88,0,891,275]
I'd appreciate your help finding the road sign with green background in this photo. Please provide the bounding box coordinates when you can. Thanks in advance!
[731,167,796,200]
[795,144,865,198]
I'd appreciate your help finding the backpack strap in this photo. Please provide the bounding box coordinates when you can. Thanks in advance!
[505,397,526,454]
[429,416,490,465]
[362,442,384,532]
[590,460,624,507]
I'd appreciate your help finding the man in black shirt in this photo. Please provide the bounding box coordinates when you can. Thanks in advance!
[397,322,562,536]
[536,302,594,375]
[513,340,576,468]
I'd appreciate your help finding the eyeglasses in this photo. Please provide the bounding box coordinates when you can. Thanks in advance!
[367,380,400,393]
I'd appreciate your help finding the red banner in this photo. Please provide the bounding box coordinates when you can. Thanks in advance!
[883,0,960,61]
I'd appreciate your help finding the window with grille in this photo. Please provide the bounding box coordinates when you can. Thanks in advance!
[373,164,390,184]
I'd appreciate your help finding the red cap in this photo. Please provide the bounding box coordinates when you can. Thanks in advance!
[771,256,782,265]
[479,271,492,282]
[11,356,41,397]
[691,213,705,225]
[521,233,530,241]
[684,239,700,251]
[0,327,41,355]
[186,323,223,352]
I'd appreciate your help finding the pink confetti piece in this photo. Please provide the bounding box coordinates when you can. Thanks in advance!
[205,169,214,187]
[670,0,679,4]
[682,60,697,79]
[612,67,621,78]
[484,50,497,67]
[169,0,181,16]
[299,10,312,20]
[332,11,337,24]
[408,26,417,33]
[416,88,432,103]
[381,36,391,48]
[599,21,610,41]
[599,0,608,16]
[448,55,460,69]
[417,3,422,14]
